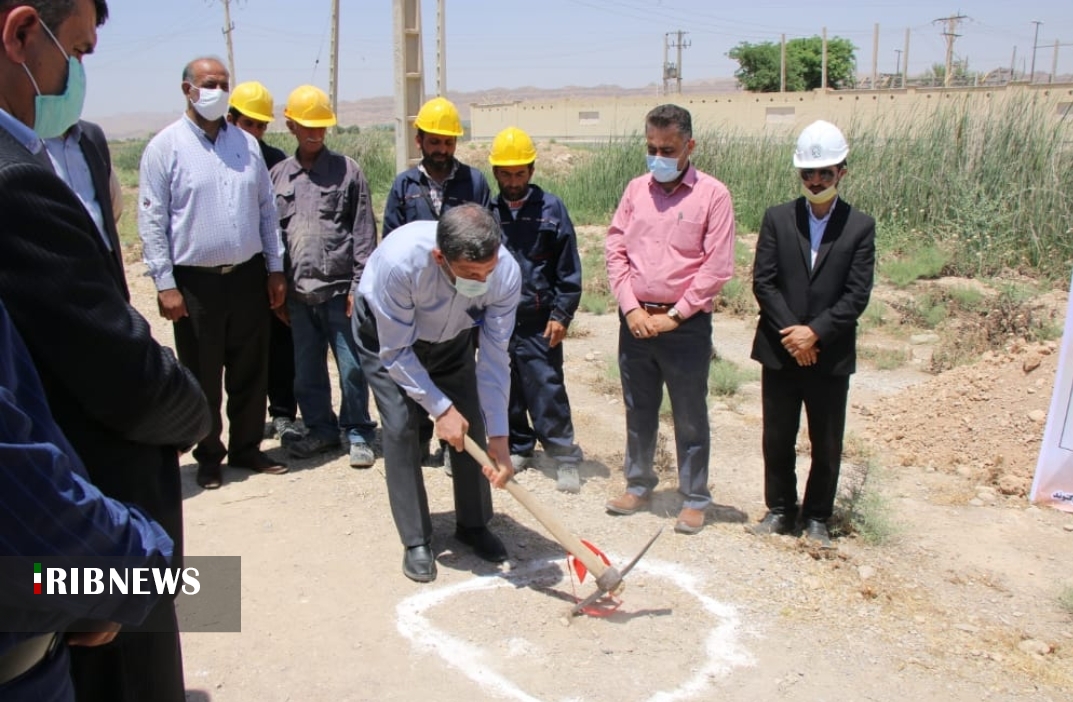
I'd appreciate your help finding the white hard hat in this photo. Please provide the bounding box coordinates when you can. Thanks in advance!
[793,120,849,168]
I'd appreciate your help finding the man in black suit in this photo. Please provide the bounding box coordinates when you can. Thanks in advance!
[747,120,876,547]
[0,2,210,700]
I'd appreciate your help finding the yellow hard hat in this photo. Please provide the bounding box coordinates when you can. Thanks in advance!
[229,81,274,122]
[489,126,537,167]
[283,85,337,128]
[414,96,463,137]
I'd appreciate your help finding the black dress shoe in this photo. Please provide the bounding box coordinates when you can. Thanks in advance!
[746,511,795,536]
[402,544,437,583]
[196,462,223,490]
[455,526,508,563]
[803,519,833,548]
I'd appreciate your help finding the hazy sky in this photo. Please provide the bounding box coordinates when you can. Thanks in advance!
[83,0,1073,120]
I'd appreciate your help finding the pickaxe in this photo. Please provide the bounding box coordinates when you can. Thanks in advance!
[462,436,662,617]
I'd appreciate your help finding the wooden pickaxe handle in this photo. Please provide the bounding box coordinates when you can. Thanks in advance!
[462,435,610,580]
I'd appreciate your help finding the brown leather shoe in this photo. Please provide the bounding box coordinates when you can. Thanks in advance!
[674,507,705,535]
[196,462,223,490]
[229,452,288,475]
[605,492,649,515]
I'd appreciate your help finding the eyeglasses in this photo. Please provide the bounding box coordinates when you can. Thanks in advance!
[799,168,838,183]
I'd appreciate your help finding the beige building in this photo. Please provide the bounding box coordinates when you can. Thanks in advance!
[471,83,1073,141]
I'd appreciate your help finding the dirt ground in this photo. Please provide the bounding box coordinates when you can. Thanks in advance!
[120,253,1073,702]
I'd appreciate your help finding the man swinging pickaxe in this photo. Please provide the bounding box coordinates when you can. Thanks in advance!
[465,436,662,617]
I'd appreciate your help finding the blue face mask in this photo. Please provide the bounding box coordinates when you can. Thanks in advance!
[446,261,491,298]
[646,154,683,183]
[21,19,86,139]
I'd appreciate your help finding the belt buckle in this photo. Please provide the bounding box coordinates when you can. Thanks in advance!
[218,264,237,275]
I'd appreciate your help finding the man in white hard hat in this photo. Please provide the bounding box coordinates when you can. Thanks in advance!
[747,120,876,547]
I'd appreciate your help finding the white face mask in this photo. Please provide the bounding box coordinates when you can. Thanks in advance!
[445,260,491,298]
[802,183,838,205]
[646,154,683,183]
[190,86,230,122]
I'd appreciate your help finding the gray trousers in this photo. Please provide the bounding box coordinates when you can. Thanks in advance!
[352,299,493,547]
[618,311,713,510]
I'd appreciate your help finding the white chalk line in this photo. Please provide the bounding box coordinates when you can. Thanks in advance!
[396,555,754,702]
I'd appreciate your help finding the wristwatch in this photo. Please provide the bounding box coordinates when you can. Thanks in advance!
[667,307,683,323]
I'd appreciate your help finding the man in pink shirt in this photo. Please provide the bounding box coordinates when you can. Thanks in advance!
[604,104,736,535]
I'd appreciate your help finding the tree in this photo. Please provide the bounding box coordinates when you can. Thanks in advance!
[728,36,856,92]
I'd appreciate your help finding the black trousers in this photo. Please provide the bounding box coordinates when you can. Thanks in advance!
[68,448,186,702]
[760,365,850,521]
[352,300,493,547]
[266,312,297,421]
[173,255,269,465]
[68,601,184,702]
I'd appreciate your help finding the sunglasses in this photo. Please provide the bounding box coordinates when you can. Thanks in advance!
[799,168,839,183]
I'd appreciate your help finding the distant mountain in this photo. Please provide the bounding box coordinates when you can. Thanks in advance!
[94,78,741,141]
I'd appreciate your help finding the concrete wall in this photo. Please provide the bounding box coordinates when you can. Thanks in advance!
[470,83,1073,141]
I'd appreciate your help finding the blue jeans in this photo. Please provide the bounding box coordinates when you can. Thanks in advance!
[289,295,375,444]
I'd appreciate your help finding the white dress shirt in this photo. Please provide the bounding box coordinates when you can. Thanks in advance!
[137,115,283,291]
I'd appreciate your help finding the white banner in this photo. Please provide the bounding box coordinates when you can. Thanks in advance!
[1031,270,1073,512]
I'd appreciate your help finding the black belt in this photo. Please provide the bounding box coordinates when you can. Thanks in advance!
[175,254,260,276]
[0,633,60,685]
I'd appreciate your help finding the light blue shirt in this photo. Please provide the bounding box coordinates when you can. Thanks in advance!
[806,197,837,269]
[0,108,42,155]
[358,220,521,436]
[45,123,110,251]
[137,115,283,291]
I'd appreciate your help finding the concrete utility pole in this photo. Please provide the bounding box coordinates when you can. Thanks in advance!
[934,13,967,87]
[662,31,690,94]
[1051,39,1059,83]
[674,30,689,93]
[220,0,236,81]
[902,27,910,88]
[821,27,827,89]
[1050,41,1073,83]
[894,48,902,84]
[393,0,424,172]
[871,23,879,89]
[436,0,447,96]
[780,34,786,92]
[1010,46,1017,82]
[329,0,339,131]
[662,33,669,95]
[1030,20,1042,83]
